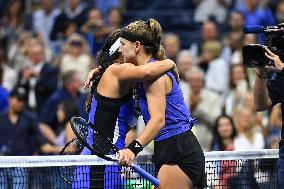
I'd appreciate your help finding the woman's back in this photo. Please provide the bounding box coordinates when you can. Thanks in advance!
[97,63,134,99]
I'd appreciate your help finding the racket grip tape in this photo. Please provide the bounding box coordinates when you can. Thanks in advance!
[131,164,160,187]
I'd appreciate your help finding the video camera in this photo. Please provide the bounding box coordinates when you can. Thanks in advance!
[242,23,284,67]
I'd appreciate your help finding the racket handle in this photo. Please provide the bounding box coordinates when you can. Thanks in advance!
[131,164,160,187]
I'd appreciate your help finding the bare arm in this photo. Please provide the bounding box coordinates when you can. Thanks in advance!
[119,76,166,165]
[253,70,272,111]
[39,123,57,145]
[40,144,63,154]
[65,122,75,142]
[135,77,166,146]
[113,59,176,82]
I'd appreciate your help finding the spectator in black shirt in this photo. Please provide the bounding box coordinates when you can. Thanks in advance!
[50,0,87,42]
[0,86,44,188]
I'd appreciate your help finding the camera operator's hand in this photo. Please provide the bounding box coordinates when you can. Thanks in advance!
[264,47,284,72]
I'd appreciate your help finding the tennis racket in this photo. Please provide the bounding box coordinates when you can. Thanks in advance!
[58,137,86,184]
[70,116,160,187]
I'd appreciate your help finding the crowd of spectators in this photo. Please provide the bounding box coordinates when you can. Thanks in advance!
[0,0,283,159]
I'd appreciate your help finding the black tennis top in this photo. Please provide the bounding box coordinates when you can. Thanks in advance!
[92,90,132,141]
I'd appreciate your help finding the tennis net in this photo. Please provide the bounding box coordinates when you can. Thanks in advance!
[0,149,278,189]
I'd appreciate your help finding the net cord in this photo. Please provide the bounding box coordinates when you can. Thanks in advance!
[0,149,278,168]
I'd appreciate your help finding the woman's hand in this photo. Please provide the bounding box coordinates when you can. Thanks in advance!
[118,149,135,166]
[264,47,284,72]
[83,66,102,89]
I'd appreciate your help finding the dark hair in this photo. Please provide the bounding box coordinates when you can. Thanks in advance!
[5,0,22,23]
[122,19,165,60]
[228,63,250,90]
[10,86,28,101]
[96,29,122,70]
[60,100,78,125]
[107,7,121,16]
[211,114,237,151]
[61,70,78,87]
[70,40,83,47]
[85,29,122,112]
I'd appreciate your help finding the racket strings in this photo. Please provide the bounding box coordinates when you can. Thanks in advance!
[58,138,86,184]
[61,137,85,155]
[92,131,118,156]
[73,119,90,141]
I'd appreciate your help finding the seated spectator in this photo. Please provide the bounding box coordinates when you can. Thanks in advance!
[55,34,93,86]
[0,86,44,156]
[237,0,276,27]
[0,86,46,189]
[212,115,238,188]
[190,21,219,57]
[17,38,58,114]
[234,107,265,150]
[221,31,244,64]
[227,11,244,34]
[8,32,53,72]
[32,0,60,50]
[39,70,88,145]
[237,0,276,43]
[194,0,231,24]
[211,114,237,151]
[0,0,30,56]
[106,7,122,33]
[176,50,194,99]
[0,48,17,92]
[162,33,180,62]
[50,0,87,43]
[80,8,108,56]
[53,101,77,149]
[224,63,249,116]
[185,67,221,151]
[200,40,229,102]
[92,0,120,17]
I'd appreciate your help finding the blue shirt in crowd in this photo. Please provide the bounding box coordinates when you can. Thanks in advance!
[40,88,88,131]
[0,86,8,113]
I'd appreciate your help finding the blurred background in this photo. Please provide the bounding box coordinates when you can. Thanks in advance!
[0,0,282,157]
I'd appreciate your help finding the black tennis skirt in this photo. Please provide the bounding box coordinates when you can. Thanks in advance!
[154,129,207,188]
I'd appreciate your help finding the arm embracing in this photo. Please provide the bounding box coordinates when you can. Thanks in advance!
[115,59,175,81]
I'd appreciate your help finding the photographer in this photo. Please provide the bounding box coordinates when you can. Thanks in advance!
[253,46,284,187]
[80,8,108,56]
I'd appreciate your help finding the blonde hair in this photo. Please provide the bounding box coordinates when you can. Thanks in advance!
[54,33,91,67]
[123,18,165,60]
[61,33,90,54]
[202,40,222,59]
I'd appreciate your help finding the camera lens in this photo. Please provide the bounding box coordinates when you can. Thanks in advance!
[242,45,269,67]
[251,46,264,65]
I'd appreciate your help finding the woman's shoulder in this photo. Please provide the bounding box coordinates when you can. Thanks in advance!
[107,62,135,71]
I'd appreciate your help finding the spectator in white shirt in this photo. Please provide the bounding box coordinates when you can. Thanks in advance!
[33,0,60,49]
[185,67,222,151]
